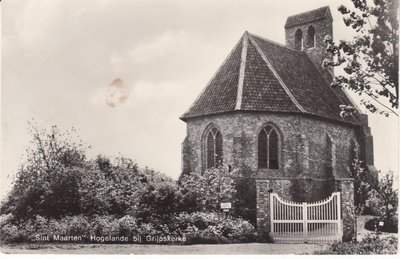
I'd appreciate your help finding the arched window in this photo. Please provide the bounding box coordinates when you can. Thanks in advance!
[295,29,303,51]
[258,125,279,169]
[206,127,223,169]
[307,26,316,48]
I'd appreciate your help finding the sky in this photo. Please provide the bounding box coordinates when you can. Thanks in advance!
[1,0,398,199]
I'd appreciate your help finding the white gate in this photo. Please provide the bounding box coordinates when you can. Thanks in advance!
[270,192,342,243]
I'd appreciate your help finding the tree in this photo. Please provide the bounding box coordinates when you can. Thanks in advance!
[323,0,398,117]
[79,156,176,217]
[1,122,89,219]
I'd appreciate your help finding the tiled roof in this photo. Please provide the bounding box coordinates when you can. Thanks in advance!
[285,6,332,28]
[240,36,299,112]
[180,31,361,125]
[180,37,242,118]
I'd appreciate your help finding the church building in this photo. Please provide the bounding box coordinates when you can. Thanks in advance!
[180,6,374,242]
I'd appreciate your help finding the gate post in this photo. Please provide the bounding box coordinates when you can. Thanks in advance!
[340,178,357,242]
[302,202,308,242]
[256,179,271,241]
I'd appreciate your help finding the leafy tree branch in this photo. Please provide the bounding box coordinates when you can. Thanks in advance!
[323,0,398,117]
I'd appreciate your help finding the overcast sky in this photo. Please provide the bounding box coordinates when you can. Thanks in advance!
[1,0,398,199]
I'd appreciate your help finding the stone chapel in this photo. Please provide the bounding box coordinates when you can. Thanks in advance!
[179,6,374,241]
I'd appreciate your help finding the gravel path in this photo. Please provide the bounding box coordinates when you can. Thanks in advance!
[1,242,328,255]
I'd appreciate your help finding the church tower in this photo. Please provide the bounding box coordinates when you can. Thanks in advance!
[284,6,333,80]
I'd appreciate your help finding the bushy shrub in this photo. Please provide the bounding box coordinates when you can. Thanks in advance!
[0,123,182,221]
[315,234,398,255]
[0,210,256,244]
[367,173,398,226]
[364,216,398,233]
[233,174,257,226]
[136,180,182,224]
[349,145,398,230]
[136,223,159,237]
[178,166,258,226]
[170,211,255,244]
[118,215,139,236]
[0,222,26,243]
[91,215,121,236]
[58,215,92,236]
[1,214,150,243]
[78,157,176,218]
[0,215,94,243]
[179,167,241,212]
[1,215,42,243]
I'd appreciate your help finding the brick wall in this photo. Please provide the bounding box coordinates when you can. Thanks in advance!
[357,114,375,167]
[181,136,191,175]
[285,17,333,82]
[182,111,359,242]
[339,179,357,242]
[256,180,271,241]
[182,111,359,179]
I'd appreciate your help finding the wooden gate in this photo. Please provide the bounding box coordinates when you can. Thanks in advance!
[270,192,342,243]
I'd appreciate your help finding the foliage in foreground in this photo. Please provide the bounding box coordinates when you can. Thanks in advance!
[0,123,255,244]
[171,211,255,244]
[350,145,398,232]
[314,234,398,255]
[0,212,255,244]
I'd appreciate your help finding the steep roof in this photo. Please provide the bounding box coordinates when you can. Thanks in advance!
[285,6,332,28]
[180,31,361,125]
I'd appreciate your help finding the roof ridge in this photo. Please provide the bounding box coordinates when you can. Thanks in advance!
[323,5,330,16]
[287,5,330,19]
[248,32,302,53]
[285,6,332,28]
[235,31,249,110]
[180,34,245,120]
[247,33,306,113]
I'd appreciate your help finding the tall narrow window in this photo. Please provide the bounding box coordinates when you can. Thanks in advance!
[295,29,303,51]
[307,26,316,48]
[258,126,279,169]
[206,127,223,169]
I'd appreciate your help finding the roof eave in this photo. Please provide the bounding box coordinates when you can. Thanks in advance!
[284,17,329,28]
[179,110,362,127]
